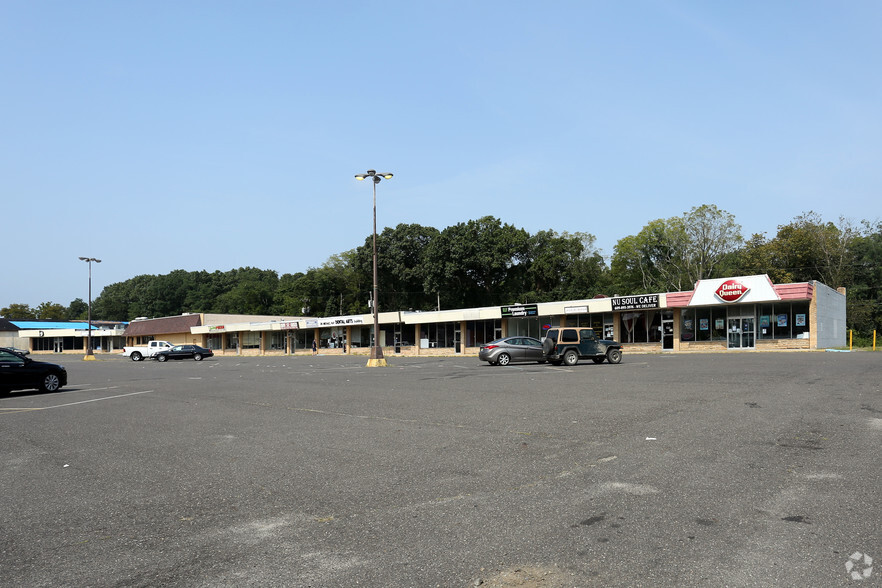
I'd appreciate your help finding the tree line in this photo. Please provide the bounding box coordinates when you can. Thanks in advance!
[4,206,881,338]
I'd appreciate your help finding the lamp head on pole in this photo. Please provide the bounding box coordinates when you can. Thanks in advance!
[355,170,392,184]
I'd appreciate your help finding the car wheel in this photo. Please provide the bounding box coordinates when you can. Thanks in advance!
[563,349,579,366]
[194,354,203,361]
[157,354,168,362]
[607,348,622,364]
[542,337,555,356]
[592,357,604,364]
[41,373,61,393]
[131,351,142,361]
[496,353,511,366]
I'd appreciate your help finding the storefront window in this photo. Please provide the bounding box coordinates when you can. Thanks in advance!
[792,302,809,338]
[711,310,726,340]
[758,304,773,339]
[225,333,239,350]
[564,314,605,331]
[394,324,415,346]
[467,320,500,346]
[421,323,455,347]
[242,332,260,349]
[270,332,285,350]
[773,304,791,338]
[293,330,309,351]
[756,302,810,340]
[681,309,695,342]
[621,310,662,343]
[206,334,222,350]
[507,317,539,338]
[693,308,709,341]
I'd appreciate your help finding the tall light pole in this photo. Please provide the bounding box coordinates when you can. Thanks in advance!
[355,169,393,367]
[78,256,101,360]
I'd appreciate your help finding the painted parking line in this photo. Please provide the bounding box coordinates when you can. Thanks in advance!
[1,390,155,414]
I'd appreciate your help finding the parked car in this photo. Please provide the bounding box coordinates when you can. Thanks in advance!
[154,345,213,362]
[122,340,174,361]
[0,347,68,394]
[479,336,546,366]
[541,328,623,366]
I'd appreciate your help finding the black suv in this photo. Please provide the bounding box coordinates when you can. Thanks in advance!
[0,347,68,394]
[541,328,623,366]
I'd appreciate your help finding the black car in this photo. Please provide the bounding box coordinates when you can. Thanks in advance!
[478,337,546,366]
[155,345,213,362]
[0,347,68,394]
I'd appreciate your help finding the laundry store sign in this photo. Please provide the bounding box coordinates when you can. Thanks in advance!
[501,304,538,317]
[611,295,659,311]
[715,279,750,303]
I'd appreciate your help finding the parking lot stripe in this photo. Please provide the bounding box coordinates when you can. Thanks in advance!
[6,390,156,412]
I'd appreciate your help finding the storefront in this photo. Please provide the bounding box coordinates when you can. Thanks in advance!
[665,275,845,351]
[13,321,127,354]
[64,274,843,358]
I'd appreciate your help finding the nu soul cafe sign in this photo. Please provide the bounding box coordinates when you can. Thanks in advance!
[610,294,660,311]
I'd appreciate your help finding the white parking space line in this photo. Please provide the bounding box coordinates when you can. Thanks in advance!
[36,390,155,410]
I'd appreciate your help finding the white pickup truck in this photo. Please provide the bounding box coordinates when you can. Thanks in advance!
[122,341,174,361]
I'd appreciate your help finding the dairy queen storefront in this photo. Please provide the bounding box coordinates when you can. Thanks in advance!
[615,274,846,352]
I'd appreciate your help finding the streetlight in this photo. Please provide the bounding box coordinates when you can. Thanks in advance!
[78,256,101,360]
[355,169,393,367]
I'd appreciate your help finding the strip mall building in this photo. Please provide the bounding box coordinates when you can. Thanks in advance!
[94,274,844,357]
[8,275,844,356]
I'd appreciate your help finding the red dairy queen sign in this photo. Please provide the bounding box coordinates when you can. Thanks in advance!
[715,279,750,303]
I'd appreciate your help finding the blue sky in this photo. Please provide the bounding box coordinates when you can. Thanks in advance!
[3,1,880,309]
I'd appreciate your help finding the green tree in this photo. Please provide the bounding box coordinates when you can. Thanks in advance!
[611,205,742,293]
[524,231,609,301]
[423,216,530,308]
[848,221,882,335]
[681,204,743,281]
[213,268,280,315]
[66,298,89,320]
[1,303,36,319]
[354,223,441,311]
[36,302,67,320]
[732,233,795,283]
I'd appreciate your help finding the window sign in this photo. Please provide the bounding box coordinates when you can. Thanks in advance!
[684,319,693,331]
[715,318,724,330]
[777,314,788,327]
[796,314,806,327]
[760,315,770,328]
[699,318,709,331]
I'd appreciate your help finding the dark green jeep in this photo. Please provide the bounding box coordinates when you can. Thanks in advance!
[541,327,623,366]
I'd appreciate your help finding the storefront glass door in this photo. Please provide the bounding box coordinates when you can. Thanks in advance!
[727,314,755,349]
[662,311,674,350]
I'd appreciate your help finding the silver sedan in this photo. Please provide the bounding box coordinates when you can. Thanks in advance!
[478,337,546,366]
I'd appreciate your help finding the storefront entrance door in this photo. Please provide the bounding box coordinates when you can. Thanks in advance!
[662,311,674,350]
[662,319,674,350]
[53,337,64,353]
[727,316,755,349]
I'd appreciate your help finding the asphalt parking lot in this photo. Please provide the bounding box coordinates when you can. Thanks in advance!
[1,351,880,587]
